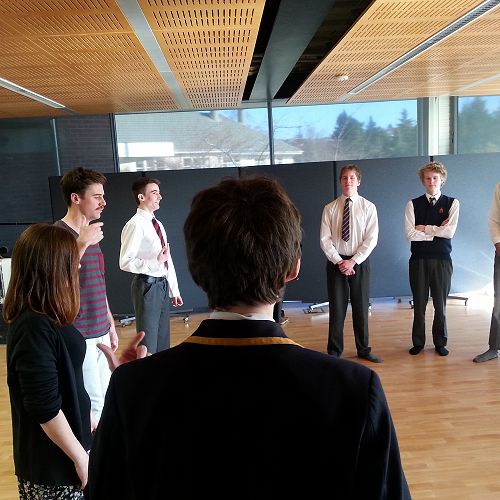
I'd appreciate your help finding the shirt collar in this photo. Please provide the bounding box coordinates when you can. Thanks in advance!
[209,310,275,322]
[136,207,155,220]
[342,193,359,202]
[426,192,441,202]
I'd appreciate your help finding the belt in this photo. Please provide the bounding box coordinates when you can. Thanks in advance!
[136,274,166,284]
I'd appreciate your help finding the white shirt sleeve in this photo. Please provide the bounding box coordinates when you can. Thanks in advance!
[423,199,460,240]
[119,218,161,275]
[352,202,378,264]
[404,200,433,241]
[320,204,342,264]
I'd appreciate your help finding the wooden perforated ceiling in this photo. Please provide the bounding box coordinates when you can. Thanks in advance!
[139,0,265,109]
[0,0,264,118]
[290,0,500,104]
[0,0,181,117]
[2,0,500,118]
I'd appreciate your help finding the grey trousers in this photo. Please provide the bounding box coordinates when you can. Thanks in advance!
[488,254,500,350]
[131,274,170,354]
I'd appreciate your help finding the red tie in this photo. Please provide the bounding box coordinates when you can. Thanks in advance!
[152,218,168,269]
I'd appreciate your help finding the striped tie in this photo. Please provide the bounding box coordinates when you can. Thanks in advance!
[152,218,168,269]
[341,197,351,242]
[430,197,436,206]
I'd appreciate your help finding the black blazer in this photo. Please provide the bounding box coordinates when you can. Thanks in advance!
[88,319,410,499]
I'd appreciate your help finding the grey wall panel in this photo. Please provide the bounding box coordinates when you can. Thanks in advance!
[50,168,239,315]
[337,156,430,298]
[434,153,499,293]
[241,162,335,303]
[47,153,499,314]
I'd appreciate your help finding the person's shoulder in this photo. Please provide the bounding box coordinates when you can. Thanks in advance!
[409,194,426,205]
[324,198,340,210]
[8,311,57,346]
[112,348,167,378]
[357,194,377,208]
[15,310,51,328]
[54,220,76,236]
[121,212,144,232]
[442,194,459,204]
[124,211,140,223]
[294,346,375,382]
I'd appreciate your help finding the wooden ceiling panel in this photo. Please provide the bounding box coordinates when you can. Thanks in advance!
[289,0,489,105]
[139,0,266,109]
[0,0,178,117]
[3,1,500,118]
[349,3,500,102]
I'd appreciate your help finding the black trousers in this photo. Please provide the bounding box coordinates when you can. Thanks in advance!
[326,258,371,356]
[409,258,452,348]
[131,274,171,354]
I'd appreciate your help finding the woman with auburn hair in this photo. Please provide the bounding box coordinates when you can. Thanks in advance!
[4,224,91,499]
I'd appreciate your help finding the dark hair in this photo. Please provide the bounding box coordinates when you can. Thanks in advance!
[60,167,107,207]
[132,177,161,206]
[339,164,362,182]
[184,176,302,309]
[3,224,80,326]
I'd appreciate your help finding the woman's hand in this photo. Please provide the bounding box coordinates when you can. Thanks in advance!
[74,449,89,489]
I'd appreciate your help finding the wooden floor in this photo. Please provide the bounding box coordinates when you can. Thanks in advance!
[1,296,500,499]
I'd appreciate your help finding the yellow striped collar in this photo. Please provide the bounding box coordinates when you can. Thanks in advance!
[183,336,302,347]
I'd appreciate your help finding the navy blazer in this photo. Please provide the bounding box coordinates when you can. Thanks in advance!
[88,319,410,499]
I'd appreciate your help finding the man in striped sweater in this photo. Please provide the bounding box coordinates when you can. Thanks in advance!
[56,167,118,425]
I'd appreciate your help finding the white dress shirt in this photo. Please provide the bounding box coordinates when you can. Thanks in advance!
[320,193,379,265]
[489,182,500,245]
[119,208,180,297]
[404,191,460,242]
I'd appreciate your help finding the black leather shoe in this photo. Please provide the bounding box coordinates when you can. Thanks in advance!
[435,346,449,356]
[358,352,383,363]
[328,351,340,358]
[409,346,423,355]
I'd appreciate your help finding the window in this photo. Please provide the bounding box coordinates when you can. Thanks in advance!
[115,100,418,171]
[271,100,418,162]
[458,95,500,154]
[115,109,270,171]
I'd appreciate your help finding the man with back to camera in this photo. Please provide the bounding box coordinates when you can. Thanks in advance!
[88,176,411,499]
[119,177,182,353]
[55,167,118,425]
[473,182,500,363]
[405,161,460,356]
[320,164,383,363]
